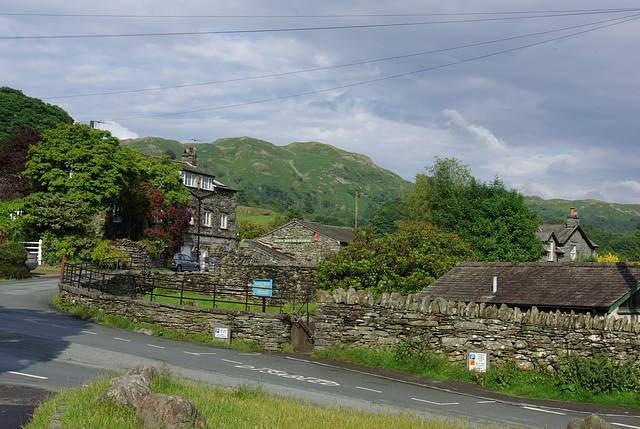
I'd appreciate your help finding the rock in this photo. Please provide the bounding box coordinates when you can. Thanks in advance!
[130,364,161,381]
[566,414,613,429]
[133,327,155,336]
[93,374,152,408]
[136,393,207,429]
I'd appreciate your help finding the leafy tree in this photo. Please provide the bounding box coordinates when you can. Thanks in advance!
[0,126,41,201]
[0,241,29,280]
[403,158,542,262]
[0,87,73,141]
[24,123,135,212]
[144,188,191,254]
[366,198,404,236]
[315,223,475,295]
[236,219,270,241]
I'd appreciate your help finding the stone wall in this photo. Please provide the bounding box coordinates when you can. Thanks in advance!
[257,222,345,264]
[58,283,291,352]
[314,288,640,370]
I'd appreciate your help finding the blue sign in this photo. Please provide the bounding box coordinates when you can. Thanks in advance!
[253,279,273,297]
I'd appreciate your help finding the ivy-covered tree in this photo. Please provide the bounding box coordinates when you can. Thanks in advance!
[316,223,475,295]
[0,87,73,141]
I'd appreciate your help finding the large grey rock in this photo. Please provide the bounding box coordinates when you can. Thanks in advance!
[130,364,161,381]
[136,393,207,429]
[566,414,613,429]
[93,374,152,408]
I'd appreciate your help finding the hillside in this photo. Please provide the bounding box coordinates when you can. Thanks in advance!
[121,136,412,226]
[525,196,640,234]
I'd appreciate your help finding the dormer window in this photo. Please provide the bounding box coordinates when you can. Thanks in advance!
[546,241,555,262]
[200,175,213,191]
[181,171,195,187]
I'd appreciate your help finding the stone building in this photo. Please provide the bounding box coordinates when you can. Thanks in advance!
[178,148,237,258]
[536,207,598,262]
[240,219,355,265]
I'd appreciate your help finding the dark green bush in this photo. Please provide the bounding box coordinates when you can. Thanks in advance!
[0,241,29,279]
[555,353,640,395]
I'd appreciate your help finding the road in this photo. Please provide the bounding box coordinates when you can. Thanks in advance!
[1,276,640,428]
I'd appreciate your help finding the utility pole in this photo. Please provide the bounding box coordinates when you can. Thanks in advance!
[355,189,358,230]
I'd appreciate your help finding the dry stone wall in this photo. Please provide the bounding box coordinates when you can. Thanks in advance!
[314,288,640,370]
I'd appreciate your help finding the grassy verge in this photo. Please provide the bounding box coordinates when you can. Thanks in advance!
[25,370,504,429]
[312,343,640,409]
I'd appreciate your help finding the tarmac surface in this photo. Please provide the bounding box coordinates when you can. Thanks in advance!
[0,384,51,429]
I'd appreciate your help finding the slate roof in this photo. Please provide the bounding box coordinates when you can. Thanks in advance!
[536,224,598,249]
[240,239,295,261]
[261,219,355,244]
[177,161,237,192]
[419,262,640,312]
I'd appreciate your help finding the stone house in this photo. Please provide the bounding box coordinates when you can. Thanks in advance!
[536,207,598,262]
[178,148,237,259]
[419,261,640,322]
[240,219,355,265]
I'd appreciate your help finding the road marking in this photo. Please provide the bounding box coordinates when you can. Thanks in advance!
[356,386,382,393]
[612,423,640,429]
[221,359,243,364]
[114,337,131,342]
[235,364,340,386]
[81,330,97,335]
[183,352,217,356]
[146,344,165,349]
[412,398,459,406]
[477,400,496,404]
[51,324,67,329]
[521,406,565,415]
[8,371,48,380]
[238,352,261,356]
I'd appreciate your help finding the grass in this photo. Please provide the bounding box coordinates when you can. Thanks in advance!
[25,369,508,429]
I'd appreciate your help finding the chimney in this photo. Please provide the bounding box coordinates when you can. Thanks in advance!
[181,148,197,165]
[566,207,579,229]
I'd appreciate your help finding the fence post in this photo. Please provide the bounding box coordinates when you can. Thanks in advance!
[60,254,65,282]
[180,276,185,306]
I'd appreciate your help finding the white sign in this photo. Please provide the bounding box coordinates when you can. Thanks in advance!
[468,351,488,373]
[214,327,229,339]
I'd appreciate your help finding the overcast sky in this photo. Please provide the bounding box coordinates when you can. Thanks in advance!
[2,1,639,204]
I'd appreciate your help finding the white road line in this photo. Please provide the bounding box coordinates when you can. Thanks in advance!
[356,386,383,393]
[521,406,565,415]
[51,324,67,329]
[412,398,460,406]
[221,359,243,364]
[612,423,640,429]
[81,330,97,335]
[146,344,165,349]
[114,337,131,342]
[477,400,496,404]
[183,352,217,356]
[238,352,261,356]
[8,371,48,380]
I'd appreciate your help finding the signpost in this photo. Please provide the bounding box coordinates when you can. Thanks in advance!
[253,279,273,312]
[468,351,489,373]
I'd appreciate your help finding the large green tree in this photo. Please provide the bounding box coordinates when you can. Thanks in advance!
[0,87,73,141]
[403,157,543,262]
[316,223,475,295]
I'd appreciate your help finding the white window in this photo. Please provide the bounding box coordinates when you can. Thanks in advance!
[204,210,212,227]
[547,241,555,262]
[200,175,213,191]
[9,210,23,220]
[220,213,228,229]
[570,245,577,261]
[181,171,196,187]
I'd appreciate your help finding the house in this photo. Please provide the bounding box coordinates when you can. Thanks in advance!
[240,219,355,264]
[178,148,237,258]
[536,207,598,262]
[419,261,640,321]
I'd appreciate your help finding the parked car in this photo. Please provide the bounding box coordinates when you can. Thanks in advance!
[25,252,38,271]
[170,253,199,272]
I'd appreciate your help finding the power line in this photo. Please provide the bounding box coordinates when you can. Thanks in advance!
[108,14,640,122]
[2,10,639,40]
[42,13,638,100]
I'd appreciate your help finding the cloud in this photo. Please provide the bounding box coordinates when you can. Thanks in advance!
[443,109,508,155]
[92,121,139,140]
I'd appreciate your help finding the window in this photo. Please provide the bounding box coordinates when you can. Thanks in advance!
[204,210,212,227]
[546,241,555,262]
[189,209,195,225]
[181,171,196,187]
[200,175,213,191]
[570,245,577,261]
[220,213,228,229]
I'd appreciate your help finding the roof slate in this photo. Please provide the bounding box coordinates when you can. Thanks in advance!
[419,262,640,311]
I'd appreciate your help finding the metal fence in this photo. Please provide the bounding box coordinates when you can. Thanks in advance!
[61,258,314,315]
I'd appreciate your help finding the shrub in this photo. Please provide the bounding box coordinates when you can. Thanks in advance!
[555,353,640,395]
[0,241,29,279]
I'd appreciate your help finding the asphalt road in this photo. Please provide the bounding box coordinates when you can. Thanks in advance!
[2,275,640,428]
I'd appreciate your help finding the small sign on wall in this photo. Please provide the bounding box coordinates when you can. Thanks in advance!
[213,326,231,345]
[253,279,273,297]
[468,351,489,373]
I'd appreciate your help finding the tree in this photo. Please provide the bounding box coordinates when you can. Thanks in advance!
[0,126,41,201]
[366,197,404,236]
[0,87,73,141]
[315,223,475,295]
[144,188,191,254]
[24,123,135,212]
[403,158,542,262]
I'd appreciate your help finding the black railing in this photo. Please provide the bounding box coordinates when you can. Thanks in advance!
[61,259,314,315]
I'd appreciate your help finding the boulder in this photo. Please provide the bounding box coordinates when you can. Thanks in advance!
[93,374,152,408]
[133,327,155,336]
[130,364,161,381]
[566,414,613,429]
[136,393,207,429]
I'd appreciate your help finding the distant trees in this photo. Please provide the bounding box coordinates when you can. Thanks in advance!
[316,223,475,295]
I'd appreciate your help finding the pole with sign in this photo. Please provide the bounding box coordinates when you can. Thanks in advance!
[253,279,273,312]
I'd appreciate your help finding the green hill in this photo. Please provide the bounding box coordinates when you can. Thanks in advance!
[524,196,640,234]
[121,136,412,226]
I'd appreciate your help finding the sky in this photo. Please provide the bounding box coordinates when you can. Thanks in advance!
[2,1,639,204]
